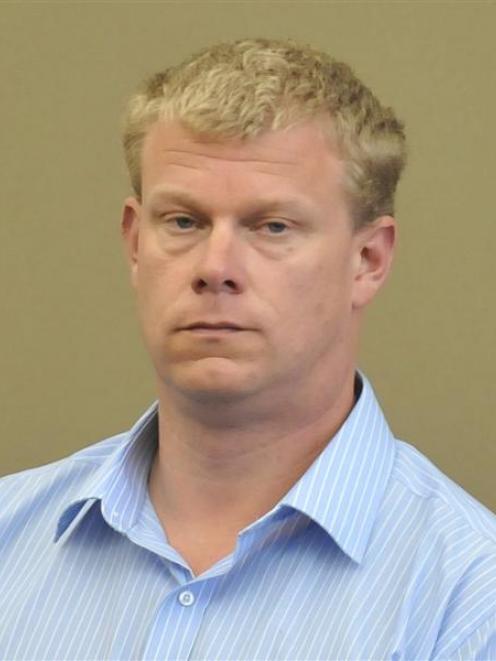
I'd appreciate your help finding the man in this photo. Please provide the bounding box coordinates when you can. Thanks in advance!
[0,37,495,660]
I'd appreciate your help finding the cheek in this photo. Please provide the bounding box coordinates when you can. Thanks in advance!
[136,245,184,324]
[289,257,350,315]
[282,259,353,357]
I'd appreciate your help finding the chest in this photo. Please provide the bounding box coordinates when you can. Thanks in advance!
[0,521,442,661]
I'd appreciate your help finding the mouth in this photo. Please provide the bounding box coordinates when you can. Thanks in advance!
[178,322,250,338]
[184,327,242,335]
[181,322,244,331]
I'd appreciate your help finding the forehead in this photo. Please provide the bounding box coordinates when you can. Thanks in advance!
[140,119,346,212]
[142,118,342,176]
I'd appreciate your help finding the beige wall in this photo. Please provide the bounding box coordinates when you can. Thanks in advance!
[1,2,494,511]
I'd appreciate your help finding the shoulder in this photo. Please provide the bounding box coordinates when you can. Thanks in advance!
[383,439,496,658]
[0,433,126,532]
[391,438,496,545]
[0,432,125,485]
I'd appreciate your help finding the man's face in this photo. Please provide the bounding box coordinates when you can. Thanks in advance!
[122,118,390,405]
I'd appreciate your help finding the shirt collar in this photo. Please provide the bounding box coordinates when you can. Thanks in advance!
[279,371,396,563]
[54,371,396,565]
[54,400,159,545]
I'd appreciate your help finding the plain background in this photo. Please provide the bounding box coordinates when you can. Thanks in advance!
[0,1,494,511]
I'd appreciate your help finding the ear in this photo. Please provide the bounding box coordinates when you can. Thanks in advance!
[351,215,396,310]
[121,196,142,289]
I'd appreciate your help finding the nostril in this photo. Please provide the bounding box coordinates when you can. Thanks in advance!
[195,278,237,290]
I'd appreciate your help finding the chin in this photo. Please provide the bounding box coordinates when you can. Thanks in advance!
[162,358,261,401]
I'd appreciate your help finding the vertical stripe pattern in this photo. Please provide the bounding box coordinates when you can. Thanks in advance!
[0,371,495,660]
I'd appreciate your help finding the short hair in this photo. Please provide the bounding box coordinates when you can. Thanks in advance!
[122,37,407,229]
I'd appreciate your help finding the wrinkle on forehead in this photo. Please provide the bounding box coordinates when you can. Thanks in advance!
[164,162,296,180]
[143,120,332,172]
[160,148,298,167]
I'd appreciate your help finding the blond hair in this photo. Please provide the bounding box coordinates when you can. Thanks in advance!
[122,37,407,228]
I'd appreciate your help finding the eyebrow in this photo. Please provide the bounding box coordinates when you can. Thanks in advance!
[146,187,315,218]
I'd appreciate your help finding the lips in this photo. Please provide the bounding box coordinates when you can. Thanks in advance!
[182,322,243,330]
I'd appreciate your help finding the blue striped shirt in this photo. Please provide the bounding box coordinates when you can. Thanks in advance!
[1,372,495,660]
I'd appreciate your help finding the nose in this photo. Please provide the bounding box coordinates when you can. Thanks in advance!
[191,221,244,295]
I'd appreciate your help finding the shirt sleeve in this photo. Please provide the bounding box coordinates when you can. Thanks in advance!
[445,613,496,661]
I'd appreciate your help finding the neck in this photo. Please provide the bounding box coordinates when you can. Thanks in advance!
[148,367,357,536]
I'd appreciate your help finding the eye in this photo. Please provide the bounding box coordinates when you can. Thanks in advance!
[262,221,289,235]
[167,215,198,231]
[163,216,289,236]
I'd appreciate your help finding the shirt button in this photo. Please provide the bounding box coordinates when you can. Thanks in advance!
[178,590,195,607]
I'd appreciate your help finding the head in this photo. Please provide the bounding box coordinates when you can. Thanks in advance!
[123,37,406,230]
[120,38,407,413]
